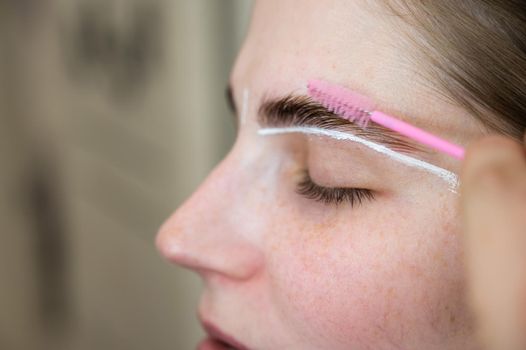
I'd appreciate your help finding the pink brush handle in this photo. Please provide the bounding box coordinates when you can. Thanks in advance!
[371,111,465,160]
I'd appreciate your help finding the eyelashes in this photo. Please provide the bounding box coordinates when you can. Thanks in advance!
[296,171,376,207]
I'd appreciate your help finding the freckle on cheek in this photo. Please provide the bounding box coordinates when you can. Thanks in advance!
[299,215,345,257]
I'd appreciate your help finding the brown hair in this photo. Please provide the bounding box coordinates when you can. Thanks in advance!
[384,1,526,139]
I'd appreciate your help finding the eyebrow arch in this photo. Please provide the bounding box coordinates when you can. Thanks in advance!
[257,94,431,156]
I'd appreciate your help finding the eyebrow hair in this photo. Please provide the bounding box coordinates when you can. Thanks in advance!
[257,94,430,156]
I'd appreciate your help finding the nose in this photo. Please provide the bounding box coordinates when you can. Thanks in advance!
[156,156,264,281]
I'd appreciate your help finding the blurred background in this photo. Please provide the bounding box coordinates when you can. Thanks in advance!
[0,0,253,349]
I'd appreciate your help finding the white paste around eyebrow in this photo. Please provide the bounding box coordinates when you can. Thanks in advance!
[258,126,460,192]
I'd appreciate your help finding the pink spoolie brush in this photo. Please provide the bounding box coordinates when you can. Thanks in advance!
[307,79,465,160]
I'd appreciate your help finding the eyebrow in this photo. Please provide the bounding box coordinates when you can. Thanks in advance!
[257,93,431,156]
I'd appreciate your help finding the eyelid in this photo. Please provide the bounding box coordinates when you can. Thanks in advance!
[259,126,460,192]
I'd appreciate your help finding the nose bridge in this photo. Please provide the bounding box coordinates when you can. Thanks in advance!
[156,150,265,280]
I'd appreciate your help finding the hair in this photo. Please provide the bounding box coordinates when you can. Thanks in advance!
[383,0,526,139]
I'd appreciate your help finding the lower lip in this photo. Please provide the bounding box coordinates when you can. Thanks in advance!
[197,337,234,350]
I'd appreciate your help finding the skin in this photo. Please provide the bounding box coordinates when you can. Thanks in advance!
[462,136,526,350]
[157,0,526,349]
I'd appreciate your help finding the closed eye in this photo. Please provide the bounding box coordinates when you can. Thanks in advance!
[296,171,375,207]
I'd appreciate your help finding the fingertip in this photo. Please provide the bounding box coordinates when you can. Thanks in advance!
[461,135,526,194]
[466,135,522,159]
[463,135,524,173]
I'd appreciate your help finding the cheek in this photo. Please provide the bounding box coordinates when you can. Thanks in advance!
[264,195,469,348]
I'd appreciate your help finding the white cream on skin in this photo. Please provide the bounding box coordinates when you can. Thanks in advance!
[258,126,460,192]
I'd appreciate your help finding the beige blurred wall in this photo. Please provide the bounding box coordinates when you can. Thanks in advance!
[0,1,253,349]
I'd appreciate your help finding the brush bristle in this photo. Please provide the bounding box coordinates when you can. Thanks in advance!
[307,79,374,127]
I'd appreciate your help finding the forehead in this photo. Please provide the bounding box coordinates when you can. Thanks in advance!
[232,0,418,106]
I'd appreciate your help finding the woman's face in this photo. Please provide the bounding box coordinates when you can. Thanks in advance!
[157,1,485,349]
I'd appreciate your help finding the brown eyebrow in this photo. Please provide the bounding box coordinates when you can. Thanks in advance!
[258,94,431,156]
